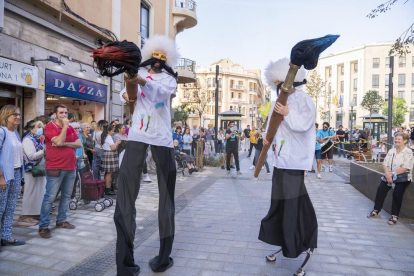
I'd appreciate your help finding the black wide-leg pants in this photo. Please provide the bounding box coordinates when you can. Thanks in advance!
[114,141,176,276]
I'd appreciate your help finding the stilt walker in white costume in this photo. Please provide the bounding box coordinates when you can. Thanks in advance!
[253,35,339,276]
[115,35,179,275]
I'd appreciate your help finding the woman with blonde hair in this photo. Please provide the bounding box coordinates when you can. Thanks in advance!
[368,132,413,225]
[0,105,26,250]
[18,120,46,227]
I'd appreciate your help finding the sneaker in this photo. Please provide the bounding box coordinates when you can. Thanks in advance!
[329,166,333,172]
[227,170,230,174]
[18,217,39,227]
[237,171,242,175]
[321,166,325,172]
[317,173,321,179]
[221,166,225,170]
[56,221,76,229]
[39,227,52,238]
[230,165,235,169]
[250,166,255,170]
[267,172,271,175]
[142,174,152,183]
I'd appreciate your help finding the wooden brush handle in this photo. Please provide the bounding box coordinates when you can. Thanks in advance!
[125,74,138,115]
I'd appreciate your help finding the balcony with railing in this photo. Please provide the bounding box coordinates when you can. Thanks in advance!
[230,85,244,90]
[173,0,198,34]
[175,58,197,84]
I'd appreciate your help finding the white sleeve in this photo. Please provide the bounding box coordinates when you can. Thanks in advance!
[141,75,177,102]
[105,135,114,146]
[283,95,315,133]
[23,138,44,161]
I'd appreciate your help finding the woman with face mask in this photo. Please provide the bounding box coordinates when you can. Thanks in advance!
[18,120,46,227]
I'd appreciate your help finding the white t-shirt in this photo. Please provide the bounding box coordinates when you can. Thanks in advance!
[102,135,115,151]
[9,130,23,168]
[94,131,103,149]
[120,67,177,148]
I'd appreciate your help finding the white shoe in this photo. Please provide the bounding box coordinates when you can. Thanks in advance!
[329,166,333,172]
[237,171,242,175]
[142,174,152,182]
[321,166,325,172]
[317,173,321,179]
[250,166,255,170]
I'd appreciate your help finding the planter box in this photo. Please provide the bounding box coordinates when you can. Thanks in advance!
[350,162,414,219]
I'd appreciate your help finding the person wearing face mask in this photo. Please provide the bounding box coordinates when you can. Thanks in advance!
[18,120,46,227]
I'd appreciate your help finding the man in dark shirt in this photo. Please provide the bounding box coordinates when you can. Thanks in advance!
[410,126,414,145]
[243,125,251,152]
[225,121,241,175]
[336,125,346,158]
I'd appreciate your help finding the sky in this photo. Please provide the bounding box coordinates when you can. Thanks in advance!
[176,0,414,72]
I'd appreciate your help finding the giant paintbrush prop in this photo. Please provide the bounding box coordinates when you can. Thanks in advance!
[254,35,339,178]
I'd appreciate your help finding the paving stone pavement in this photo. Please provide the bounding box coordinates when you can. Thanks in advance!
[1,152,414,276]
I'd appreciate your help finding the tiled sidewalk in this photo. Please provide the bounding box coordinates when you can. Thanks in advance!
[1,153,414,276]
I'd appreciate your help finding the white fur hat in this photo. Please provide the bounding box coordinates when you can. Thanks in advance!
[264,58,306,90]
[141,35,180,68]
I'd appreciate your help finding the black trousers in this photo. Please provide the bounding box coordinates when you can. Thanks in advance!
[248,142,255,156]
[374,180,410,216]
[114,141,176,275]
[226,147,240,171]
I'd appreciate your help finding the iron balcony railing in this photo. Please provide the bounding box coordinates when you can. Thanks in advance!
[175,58,196,73]
[175,0,197,12]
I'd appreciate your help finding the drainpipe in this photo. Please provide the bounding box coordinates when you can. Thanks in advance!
[0,0,4,33]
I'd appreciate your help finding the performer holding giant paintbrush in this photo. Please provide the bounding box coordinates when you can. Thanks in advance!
[256,35,339,276]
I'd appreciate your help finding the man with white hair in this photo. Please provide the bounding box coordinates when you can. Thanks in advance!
[259,58,318,276]
[116,35,179,275]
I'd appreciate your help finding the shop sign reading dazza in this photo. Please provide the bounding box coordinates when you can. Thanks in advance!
[45,70,107,103]
[0,57,39,88]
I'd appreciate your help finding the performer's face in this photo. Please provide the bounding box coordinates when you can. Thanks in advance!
[151,61,162,73]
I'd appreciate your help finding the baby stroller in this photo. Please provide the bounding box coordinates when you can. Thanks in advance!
[69,158,114,212]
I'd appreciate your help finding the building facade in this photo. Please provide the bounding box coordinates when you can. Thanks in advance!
[310,42,414,131]
[0,0,197,128]
[173,58,270,129]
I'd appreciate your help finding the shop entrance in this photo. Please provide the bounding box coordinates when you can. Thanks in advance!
[45,94,105,123]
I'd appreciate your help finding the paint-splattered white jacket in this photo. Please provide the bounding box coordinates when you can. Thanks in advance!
[120,68,177,148]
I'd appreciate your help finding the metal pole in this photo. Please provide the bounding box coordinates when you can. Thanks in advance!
[214,65,219,152]
[387,56,394,151]
[350,106,353,134]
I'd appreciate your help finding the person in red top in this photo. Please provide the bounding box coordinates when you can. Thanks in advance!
[38,105,81,239]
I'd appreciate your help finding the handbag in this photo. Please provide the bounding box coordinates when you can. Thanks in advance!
[31,165,46,177]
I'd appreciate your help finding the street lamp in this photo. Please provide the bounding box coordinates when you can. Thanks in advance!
[250,106,256,127]
[350,100,355,132]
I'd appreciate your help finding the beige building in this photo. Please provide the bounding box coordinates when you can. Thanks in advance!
[0,0,197,128]
[311,42,414,131]
[173,58,270,129]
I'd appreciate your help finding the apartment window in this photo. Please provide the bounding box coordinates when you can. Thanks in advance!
[238,81,243,86]
[385,57,390,67]
[373,58,380,68]
[354,63,358,72]
[412,73,414,87]
[230,80,234,88]
[340,81,344,92]
[372,75,379,88]
[411,91,414,104]
[398,91,405,99]
[352,94,357,105]
[328,82,331,93]
[385,74,389,87]
[231,92,234,99]
[340,66,344,75]
[399,56,406,67]
[183,91,188,98]
[329,68,332,77]
[385,91,389,101]
[238,93,241,99]
[410,108,414,121]
[353,78,357,91]
[398,74,405,88]
[140,2,150,48]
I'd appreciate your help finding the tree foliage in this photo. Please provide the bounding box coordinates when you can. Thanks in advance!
[172,103,193,125]
[382,97,409,127]
[305,70,325,114]
[258,102,272,118]
[191,79,212,125]
[361,90,384,116]
[367,0,413,56]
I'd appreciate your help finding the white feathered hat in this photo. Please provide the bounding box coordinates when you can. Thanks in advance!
[264,58,306,91]
[141,35,180,68]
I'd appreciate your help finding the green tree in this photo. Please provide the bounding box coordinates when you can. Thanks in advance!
[361,90,384,152]
[258,102,272,118]
[382,97,408,127]
[305,70,325,115]
[172,103,193,125]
